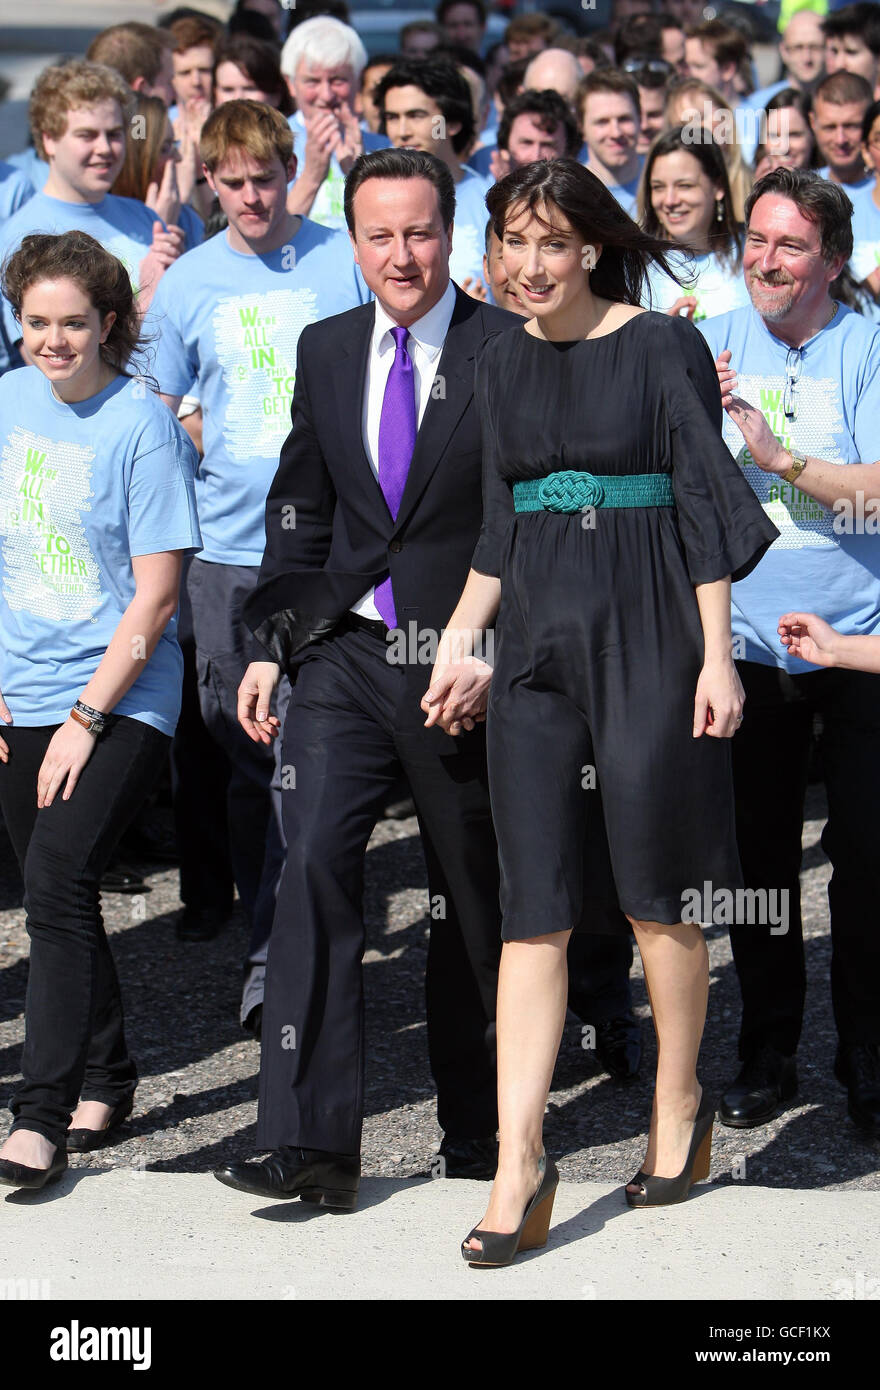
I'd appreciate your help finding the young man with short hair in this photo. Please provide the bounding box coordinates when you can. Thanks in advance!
[400,20,445,59]
[578,69,643,215]
[86,21,177,107]
[810,69,875,188]
[376,57,491,290]
[824,3,880,98]
[150,100,368,1028]
[437,0,487,56]
[495,88,582,175]
[0,61,181,374]
[684,19,749,109]
[281,15,388,231]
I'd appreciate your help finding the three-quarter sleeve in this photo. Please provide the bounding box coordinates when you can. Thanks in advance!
[471,333,516,578]
[662,314,778,584]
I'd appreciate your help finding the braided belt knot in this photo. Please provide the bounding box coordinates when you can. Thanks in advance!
[537,470,604,511]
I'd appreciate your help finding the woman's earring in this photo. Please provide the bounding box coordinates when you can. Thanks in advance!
[715,197,724,223]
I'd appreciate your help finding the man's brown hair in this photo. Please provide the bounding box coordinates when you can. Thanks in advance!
[86,23,174,88]
[199,98,294,173]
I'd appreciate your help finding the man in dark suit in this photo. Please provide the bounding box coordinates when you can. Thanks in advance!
[214,148,519,1207]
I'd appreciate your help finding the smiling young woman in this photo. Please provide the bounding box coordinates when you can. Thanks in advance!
[0,231,201,1190]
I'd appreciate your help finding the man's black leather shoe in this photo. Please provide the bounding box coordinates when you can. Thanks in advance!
[834,1043,880,1137]
[437,1135,498,1180]
[214,1147,360,1208]
[595,1013,642,1082]
[176,905,231,942]
[719,1044,798,1128]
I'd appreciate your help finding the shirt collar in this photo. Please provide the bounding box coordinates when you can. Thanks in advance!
[372,280,457,362]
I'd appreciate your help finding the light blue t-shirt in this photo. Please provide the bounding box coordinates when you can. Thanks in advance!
[816,166,873,194]
[287,110,389,231]
[147,217,370,565]
[644,249,751,323]
[4,147,49,193]
[849,182,880,285]
[700,304,880,672]
[587,161,643,218]
[450,165,492,288]
[0,369,202,733]
[0,163,35,221]
[0,191,160,374]
[179,202,204,252]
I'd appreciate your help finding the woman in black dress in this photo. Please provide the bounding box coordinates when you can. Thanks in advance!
[423,159,777,1266]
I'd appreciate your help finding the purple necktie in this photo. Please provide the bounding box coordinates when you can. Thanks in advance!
[374,325,417,629]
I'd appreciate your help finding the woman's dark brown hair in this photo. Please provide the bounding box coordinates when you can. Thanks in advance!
[212,33,294,116]
[486,157,679,306]
[2,230,145,376]
[639,126,742,272]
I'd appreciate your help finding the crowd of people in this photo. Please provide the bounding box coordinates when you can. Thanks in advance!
[0,0,878,1270]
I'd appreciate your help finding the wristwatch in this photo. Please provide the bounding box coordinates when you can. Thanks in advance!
[782,447,808,484]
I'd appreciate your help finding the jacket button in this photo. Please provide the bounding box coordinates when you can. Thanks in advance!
[389,540,402,553]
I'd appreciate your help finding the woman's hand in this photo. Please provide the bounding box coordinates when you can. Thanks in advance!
[668,295,698,320]
[36,718,98,807]
[238,662,282,744]
[0,688,11,763]
[421,656,493,735]
[778,611,839,668]
[693,656,744,738]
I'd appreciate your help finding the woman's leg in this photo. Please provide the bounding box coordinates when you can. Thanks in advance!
[626,918,709,1190]
[0,717,169,1165]
[465,930,571,1251]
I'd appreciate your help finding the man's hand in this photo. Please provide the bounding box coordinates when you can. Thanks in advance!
[302,108,340,184]
[724,393,790,473]
[36,718,97,807]
[138,222,186,308]
[333,102,364,174]
[421,657,492,736]
[461,275,489,302]
[238,661,282,744]
[489,147,512,182]
[778,611,839,668]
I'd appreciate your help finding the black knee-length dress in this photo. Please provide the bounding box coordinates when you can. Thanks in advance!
[471,311,778,939]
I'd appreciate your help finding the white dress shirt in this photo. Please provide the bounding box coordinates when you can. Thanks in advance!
[351,279,457,620]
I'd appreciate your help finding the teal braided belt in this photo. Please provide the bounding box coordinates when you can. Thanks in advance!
[512,470,675,513]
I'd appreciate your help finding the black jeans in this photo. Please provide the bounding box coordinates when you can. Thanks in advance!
[0,716,169,1147]
[731,661,880,1058]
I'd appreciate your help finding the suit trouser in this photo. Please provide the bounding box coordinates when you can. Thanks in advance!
[186,558,288,1022]
[568,933,634,1023]
[730,660,880,1058]
[257,625,501,1154]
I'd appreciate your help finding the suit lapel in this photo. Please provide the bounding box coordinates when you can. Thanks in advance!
[393,288,477,531]
[330,304,389,518]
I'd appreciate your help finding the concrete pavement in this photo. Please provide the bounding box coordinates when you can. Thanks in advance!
[2,1171,877,1300]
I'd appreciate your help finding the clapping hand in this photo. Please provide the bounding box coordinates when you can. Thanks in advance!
[146,158,181,229]
[333,102,364,174]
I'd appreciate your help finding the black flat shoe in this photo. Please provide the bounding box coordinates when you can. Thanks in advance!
[834,1043,880,1137]
[437,1134,498,1180]
[100,863,145,895]
[214,1147,360,1208]
[66,1098,134,1153]
[595,1013,642,1082]
[461,1153,559,1268]
[625,1091,714,1208]
[0,1147,68,1190]
[718,1044,798,1128]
